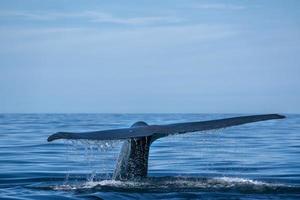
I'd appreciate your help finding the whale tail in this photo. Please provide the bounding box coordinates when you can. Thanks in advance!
[47,114,285,180]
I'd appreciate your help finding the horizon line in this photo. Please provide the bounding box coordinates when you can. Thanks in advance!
[0,112,295,115]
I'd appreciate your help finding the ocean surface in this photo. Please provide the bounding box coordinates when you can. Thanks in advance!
[0,113,299,199]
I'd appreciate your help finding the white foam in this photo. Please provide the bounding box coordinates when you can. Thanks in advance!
[52,176,286,191]
[216,177,265,185]
[83,180,122,188]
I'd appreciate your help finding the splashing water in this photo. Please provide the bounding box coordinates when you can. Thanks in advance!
[63,139,122,183]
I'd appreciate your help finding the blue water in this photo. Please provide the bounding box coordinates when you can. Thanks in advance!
[0,114,299,199]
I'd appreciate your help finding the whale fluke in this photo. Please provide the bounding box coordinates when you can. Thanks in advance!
[48,114,285,142]
[47,114,285,180]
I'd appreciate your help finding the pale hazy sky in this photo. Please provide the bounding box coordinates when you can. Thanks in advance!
[0,0,299,113]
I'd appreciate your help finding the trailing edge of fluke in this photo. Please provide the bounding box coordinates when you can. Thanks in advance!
[47,114,285,180]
